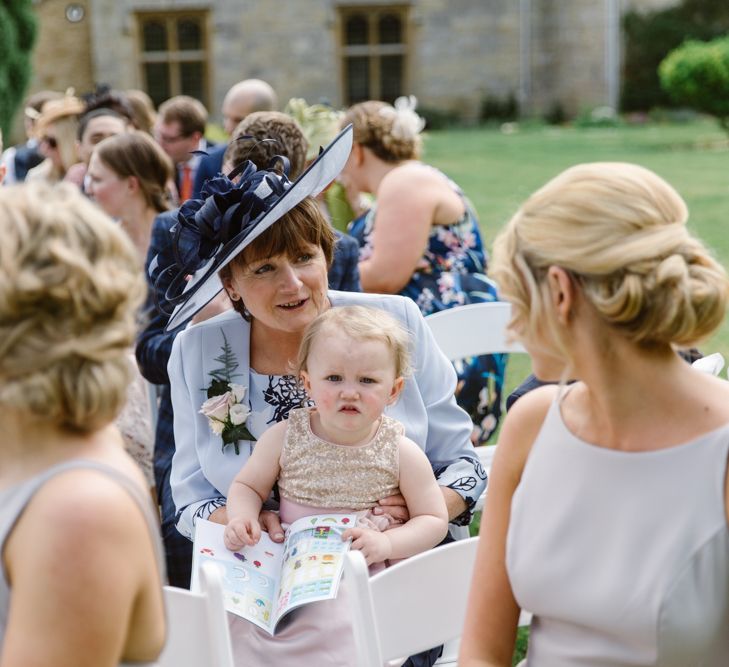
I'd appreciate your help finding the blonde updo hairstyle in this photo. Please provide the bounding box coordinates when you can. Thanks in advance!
[342,100,421,163]
[0,182,146,432]
[492,162,729,358]
[297,305,412,380]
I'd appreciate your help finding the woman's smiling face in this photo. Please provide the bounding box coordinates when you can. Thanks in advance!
[222,244,330,335]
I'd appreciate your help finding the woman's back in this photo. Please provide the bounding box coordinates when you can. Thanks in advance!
[0,455,166,665]
[507,393,729,666]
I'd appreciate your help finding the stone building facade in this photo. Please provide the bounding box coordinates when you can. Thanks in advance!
[27,0,678,128]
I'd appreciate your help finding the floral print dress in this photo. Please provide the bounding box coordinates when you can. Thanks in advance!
[348,171,506,443]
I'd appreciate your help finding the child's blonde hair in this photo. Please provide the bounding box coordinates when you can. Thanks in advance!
[297,305,412,379]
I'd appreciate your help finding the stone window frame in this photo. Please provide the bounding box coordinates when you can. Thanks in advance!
[135,10,211,110]
[336,4,411,105]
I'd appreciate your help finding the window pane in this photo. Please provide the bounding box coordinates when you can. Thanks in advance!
[178,19,202,50]
[378,14,401,44]
[346,56,370,104]
[380,55,403,103]
[145,63,170,107]
[180,61,205,103]
[143,21,167,52]
[345,14,368,45]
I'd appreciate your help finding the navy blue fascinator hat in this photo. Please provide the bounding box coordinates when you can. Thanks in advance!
[150,124,353,330]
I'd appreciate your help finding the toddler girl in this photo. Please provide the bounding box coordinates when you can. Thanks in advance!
[224,304,449,665]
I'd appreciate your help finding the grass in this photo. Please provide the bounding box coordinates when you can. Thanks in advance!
[423,119,729,663]
[424,119,729,365]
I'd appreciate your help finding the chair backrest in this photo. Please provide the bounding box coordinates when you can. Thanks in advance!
[346,537,480,666]
[425,302,525,360]
[158,561,235,667]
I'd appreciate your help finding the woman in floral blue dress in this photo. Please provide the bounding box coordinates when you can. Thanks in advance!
[342,98,505,444]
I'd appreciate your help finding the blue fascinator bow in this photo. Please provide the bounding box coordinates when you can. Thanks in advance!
[149,123,353,331]
[156,155,292,317]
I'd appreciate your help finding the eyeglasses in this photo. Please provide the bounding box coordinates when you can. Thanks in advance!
[41,136,58,149]
[155,131,191,144]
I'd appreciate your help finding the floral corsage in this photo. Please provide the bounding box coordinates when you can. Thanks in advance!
[199,332,255,454]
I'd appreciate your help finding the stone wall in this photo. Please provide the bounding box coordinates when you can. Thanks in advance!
[23,0,686,131]
[30,0,94,94]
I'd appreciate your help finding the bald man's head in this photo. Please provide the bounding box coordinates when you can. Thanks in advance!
[222,79,278,136]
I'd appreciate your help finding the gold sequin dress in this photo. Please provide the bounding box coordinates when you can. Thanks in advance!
[228,407,404,667]
[278,407,401,510]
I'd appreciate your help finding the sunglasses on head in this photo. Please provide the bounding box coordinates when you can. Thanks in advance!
[41,136,58,149]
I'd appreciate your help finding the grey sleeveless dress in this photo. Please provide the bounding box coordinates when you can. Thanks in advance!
[507,395,729,666]
[0,459,165,666]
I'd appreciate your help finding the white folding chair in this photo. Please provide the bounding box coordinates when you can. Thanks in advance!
[158,560,235,667]
[425,302,528,532]
[346,537,480,667]
[346,537,531,667]
[425,301,525,362]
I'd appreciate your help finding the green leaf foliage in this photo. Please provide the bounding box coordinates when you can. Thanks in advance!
[0,0,37,138]
[659,35,729,129]
[208,332,241,384]
[621,0,729,112]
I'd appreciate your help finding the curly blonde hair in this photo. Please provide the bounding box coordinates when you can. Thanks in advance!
[342,100,421,162]
[0,182,146,432]
[492,162,729,354]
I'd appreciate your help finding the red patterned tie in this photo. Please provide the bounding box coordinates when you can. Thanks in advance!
[180,163,193,202]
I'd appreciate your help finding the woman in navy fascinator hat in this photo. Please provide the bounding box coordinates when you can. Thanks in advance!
[159,125,486,665]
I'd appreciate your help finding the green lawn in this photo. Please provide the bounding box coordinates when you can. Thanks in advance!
[424,119,729,371]
[424,120,729,664]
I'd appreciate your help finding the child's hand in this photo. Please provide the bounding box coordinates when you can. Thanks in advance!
[224,517,261,551]
[342,527,392,566]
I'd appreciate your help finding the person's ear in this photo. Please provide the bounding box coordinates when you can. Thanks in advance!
[546,266,575,325]
[0,162,5,185]
[300,370,312,395]
[352,142,365,167]
[126,175,140,195]
[387,376,405,405]
[222,281,241,302]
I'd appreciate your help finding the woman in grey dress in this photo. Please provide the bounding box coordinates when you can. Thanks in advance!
[0,182,165,666]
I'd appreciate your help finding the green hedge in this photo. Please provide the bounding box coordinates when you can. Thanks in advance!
[621,0,729,112]
[0,1,36,139]
[659,36,729,130]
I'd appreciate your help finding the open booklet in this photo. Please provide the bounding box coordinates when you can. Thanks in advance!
[192,513,356,635]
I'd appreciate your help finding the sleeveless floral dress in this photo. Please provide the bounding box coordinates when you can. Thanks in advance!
[348,170,506,443]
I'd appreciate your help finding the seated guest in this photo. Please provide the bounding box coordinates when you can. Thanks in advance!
[154,95,212,204]
[25,93,85,184]
[136,111,360,587]
[193,79,278,199]
[64,108,130,191]
[86,131,175,490]
[342,97,505,444]
[157,126,484,665]
[1,90,63,184]
[0,182,165,664]
[459,162,729,666]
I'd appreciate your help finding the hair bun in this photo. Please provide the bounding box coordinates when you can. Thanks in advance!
[0,183,145,432]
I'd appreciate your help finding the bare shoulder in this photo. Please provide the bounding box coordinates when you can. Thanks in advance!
[495,383,558,476]
[22,468,146,542]
[5,466,153,585]
[379,162,442,195]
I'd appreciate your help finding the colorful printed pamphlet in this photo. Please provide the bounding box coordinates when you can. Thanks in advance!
[192,513,356,634]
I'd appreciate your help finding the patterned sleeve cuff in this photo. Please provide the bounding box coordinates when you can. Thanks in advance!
[176,497,227,540]
[433,455,488,526]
